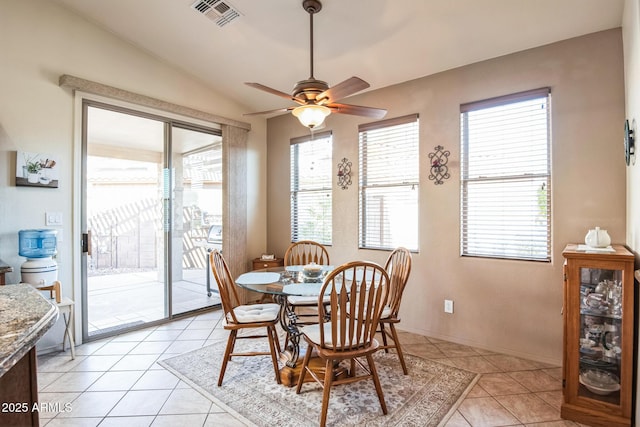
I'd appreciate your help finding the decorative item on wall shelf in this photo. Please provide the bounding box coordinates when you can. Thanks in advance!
[15,151,59,188]
[624,119,634,166]
[428,145,450,185]
[337,157,352,189]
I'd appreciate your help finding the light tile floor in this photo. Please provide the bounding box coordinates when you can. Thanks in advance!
[37,310,585,426]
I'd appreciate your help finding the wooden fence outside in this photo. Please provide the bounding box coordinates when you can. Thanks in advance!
[88,201,210,272]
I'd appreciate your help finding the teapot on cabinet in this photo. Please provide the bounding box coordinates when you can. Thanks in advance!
[584,227,611,248]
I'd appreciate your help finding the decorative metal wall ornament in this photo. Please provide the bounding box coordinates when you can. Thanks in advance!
[337,157,352,189]
[428,145,450,185]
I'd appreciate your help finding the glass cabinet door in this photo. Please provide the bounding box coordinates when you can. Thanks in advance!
[578,267,623,404]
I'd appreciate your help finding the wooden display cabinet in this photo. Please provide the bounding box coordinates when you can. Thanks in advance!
[561,244,635,427]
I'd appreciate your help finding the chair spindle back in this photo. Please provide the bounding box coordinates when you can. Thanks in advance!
[210,250,242,324]
[284,240,330,266]
[318,261,389,352]
[384,247,412,317]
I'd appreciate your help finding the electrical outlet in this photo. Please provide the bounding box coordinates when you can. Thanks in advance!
[444,299,454,314]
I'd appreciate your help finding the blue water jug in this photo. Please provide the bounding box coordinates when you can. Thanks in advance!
[18,229,57,258]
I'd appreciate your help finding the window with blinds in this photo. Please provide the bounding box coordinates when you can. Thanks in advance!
[359,115,419,251]
[290,131,332,244]
[460,88,551,261]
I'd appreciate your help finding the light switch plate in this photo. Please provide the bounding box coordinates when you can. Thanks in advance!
[45,211,62,226]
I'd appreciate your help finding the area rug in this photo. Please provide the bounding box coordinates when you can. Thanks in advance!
[159,339,478,427]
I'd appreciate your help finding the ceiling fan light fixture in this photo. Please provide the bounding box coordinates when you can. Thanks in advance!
[292,104,330,129]
[243,0,386,124]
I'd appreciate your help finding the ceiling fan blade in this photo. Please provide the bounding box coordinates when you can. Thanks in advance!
[316,77,370,104]
[328,103,387,119]
[243,107,294,117]
[245,82,305,104]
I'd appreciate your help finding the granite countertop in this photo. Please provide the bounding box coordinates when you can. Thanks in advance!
[0,284,58,377]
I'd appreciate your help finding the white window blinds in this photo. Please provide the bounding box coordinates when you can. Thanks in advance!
[290,131,332,244]
[460,88,551,261]
[359,115,419,251]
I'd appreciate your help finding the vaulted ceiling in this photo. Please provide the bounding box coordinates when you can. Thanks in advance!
[53,0,624,115]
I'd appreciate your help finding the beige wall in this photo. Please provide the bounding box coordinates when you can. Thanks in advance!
[0,0,628,370]
[0,1,268,346]
[622,0,640,420]
[267,29,625,364]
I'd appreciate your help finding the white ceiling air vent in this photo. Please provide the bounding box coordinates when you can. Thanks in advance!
[191,0,241,27]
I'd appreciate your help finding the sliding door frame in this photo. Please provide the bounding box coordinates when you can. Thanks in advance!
[77,94,224,342]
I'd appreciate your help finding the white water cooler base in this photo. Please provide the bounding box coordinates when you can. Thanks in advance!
[21,257,58,286]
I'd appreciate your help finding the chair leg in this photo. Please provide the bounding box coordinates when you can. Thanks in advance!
[379,322,389,352]
[388,323,408,375]
[295,343,313,393]
[319,358,334,427]
[366,353,388,415]
[227,329,238,361]
[267,325,282,384]
[270,324,282,354]
[349,358,357,377]
[218,330,237,386]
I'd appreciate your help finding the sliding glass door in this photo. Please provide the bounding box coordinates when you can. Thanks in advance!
[170,125,223,316]
[82,102,221,340]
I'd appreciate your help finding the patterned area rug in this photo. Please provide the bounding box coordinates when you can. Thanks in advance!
[160,339,478,427]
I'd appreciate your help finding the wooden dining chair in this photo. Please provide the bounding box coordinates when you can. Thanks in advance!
[284,240,330,266]
[209,250,282,386]
[378,247,412,374]
[296,261,390,427]
[283,240,331,329]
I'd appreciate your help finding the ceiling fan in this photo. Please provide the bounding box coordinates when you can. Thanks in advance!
[244,0,387,129]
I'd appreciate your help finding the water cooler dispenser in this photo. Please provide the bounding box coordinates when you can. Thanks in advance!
[19,229,58,286]
[19,229,74,358]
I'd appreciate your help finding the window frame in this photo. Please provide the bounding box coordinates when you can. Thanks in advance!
[460,87,552,262]
[290,131,333,245]
[358,114,420,251]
